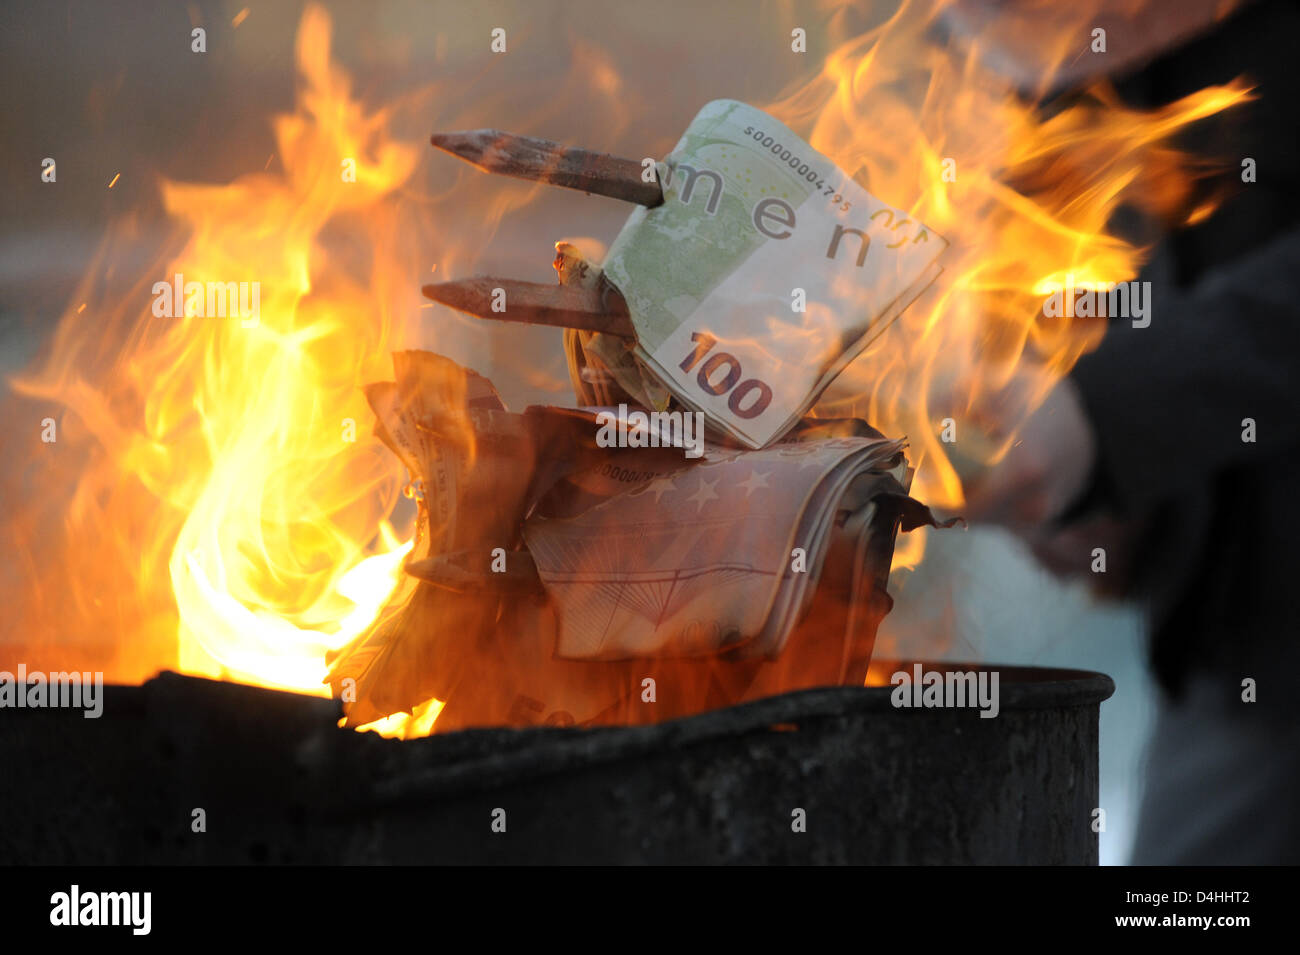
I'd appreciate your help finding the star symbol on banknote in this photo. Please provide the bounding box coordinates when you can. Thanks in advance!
[738,470,771,497]
[687,476,720,512]
[641,474,678,504]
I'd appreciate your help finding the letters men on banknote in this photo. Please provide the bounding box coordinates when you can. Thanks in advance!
[600,99,946,448]
[328,102,952,729]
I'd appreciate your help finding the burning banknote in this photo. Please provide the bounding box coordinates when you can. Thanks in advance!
[428,100,948,450]
[327,349,950,730]
[590,99,948,447]
[327,101,955,731]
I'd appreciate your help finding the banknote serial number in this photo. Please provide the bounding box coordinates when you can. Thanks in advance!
[743,125,852,212]
[678,331,773,419]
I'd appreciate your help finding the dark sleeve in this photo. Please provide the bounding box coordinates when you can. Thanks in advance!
[1070,224,1300,515]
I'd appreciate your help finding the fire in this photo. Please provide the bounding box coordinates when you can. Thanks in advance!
[8,6,420,693]
[1,2,1248,727]
[769,0,1251,565]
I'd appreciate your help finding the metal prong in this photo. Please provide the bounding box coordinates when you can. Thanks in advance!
[431,130,664,207]
[422,277,635,338]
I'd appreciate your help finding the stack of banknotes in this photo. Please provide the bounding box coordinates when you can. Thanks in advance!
[328,351,948,731]
[327,101,951,730]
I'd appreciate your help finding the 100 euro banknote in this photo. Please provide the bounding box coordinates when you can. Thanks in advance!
[602,99,947,448]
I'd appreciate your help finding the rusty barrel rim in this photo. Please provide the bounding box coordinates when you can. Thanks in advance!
[360,662,1115,805]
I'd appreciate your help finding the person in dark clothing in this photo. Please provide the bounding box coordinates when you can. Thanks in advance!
[962,0,1300,863]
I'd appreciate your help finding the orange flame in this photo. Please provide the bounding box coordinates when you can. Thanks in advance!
[2,2,1250,727]
[769,0,1251,569]
[9,6,419,692]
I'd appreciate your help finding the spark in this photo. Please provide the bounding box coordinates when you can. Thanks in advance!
[107,173,120,189]
[232,8,250,28]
